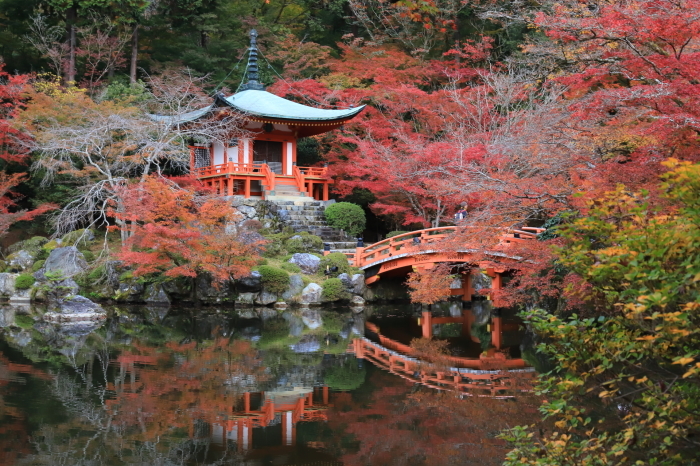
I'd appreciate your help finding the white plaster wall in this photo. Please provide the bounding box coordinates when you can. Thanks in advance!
[286,142,293,175]
[242,138,250,164]
[227,145,239,163]
[212,141,225,165]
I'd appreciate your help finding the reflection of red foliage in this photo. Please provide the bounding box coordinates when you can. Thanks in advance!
[0,353,52,464]
[327,368,541,466]
[105,338,268,441]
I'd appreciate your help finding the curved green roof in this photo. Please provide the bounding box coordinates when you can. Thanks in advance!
[222,90,365,121]
[149,90,364,125]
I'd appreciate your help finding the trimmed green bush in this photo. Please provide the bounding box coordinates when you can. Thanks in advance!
[319,253,353,278]
[285,232,323,254]
[15,274,36,290]
[280,262,301,273]
[32,260,46,272]
[35,248,50,261]
[324,202,366,237]
[322,278,349,301]
[385,230,409,239]
[43,239,60,251]
[258,265,290,294]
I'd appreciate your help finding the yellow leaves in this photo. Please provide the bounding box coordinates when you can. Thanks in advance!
[683,363,700,379]
[673,357,695,365]
[599,390,613,398]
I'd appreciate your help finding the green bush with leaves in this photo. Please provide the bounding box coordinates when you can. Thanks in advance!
[322,278,349,301]
[257,265,290,294]
[15,274,36,290]
[280,262,301,273]
[324,202,366,237]
[285,232,323,254]
[319,253,353,278]
[31,260,46,272]
[80,250,95,262]
[502,160,700,465]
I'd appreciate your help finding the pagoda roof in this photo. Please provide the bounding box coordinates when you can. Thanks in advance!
[150,90,364,126]
[220,90,364,122]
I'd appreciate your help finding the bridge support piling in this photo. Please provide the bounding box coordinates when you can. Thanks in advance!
[421,310,433,338]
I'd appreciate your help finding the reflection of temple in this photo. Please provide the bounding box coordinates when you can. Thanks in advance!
[210,387,331,452]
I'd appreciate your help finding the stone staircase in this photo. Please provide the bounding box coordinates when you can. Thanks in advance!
[264,176,309,199]
[267,199,351,243]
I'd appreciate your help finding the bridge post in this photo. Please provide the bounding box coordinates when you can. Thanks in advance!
[491,316,503,349]
[421,310,433,338]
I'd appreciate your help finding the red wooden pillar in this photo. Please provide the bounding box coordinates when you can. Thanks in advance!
[421,310,433,339]
[323,182,329,201]
[227,177,233,196]
[323,386,329,405]
[308,181,314,199]
[244,178,251,198]
[461,272,473,302]
[243,392,250,413]
[491,316,503,350]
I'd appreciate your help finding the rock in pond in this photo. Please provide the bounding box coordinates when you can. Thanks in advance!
[300,283,322,304]
[351,273,366,295]
[289,253,321,274]
[238,271,262,292]
[43,295,106,323]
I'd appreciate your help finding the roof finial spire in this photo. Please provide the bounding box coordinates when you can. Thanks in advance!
[241,29,265,91]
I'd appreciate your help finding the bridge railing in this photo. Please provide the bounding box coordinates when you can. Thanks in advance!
[354,226,546,269]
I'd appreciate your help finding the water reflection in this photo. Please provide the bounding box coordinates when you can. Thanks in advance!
[0,302,541,465]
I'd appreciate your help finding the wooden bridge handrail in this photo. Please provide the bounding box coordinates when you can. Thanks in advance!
[355,225,545,269]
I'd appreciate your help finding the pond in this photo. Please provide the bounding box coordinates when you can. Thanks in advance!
[0,301,541,466]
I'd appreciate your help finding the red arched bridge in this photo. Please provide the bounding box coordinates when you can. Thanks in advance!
[329,226,545,294]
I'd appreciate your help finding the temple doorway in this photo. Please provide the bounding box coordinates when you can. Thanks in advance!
[253,140,283,174]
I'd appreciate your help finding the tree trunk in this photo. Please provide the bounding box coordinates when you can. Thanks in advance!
[130,24,139,84]
[65,6,77,84]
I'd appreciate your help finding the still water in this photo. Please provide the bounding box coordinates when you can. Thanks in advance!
[0,302,540,466]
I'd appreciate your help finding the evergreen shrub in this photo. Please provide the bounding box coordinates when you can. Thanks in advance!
[280,262,301,273]
[322,278,349,301]
[258,265,290,294]
[285,232,323,254]
[324,202,366,237]
[319,253,352,277]
[15,274,36,290]
[32,260,45,272]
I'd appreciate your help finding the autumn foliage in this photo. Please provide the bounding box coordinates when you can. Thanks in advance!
[114,176,259,286]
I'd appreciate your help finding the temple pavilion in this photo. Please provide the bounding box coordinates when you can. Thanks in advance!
[159,30,364,201]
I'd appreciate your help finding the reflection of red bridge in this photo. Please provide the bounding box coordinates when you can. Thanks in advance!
[351,337,536,398]
[212,387,332,451]
[330,226,544,289]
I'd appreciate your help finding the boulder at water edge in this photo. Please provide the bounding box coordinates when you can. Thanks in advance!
[282,274,304,301]
[300,283,322,304]
[289,253,321,274]
[43,295,106,323]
